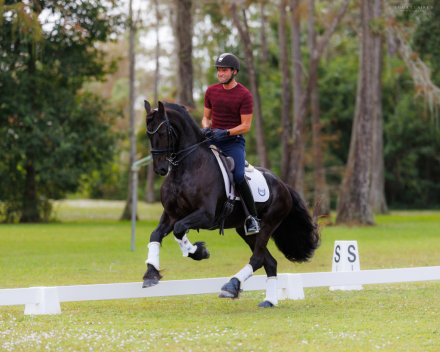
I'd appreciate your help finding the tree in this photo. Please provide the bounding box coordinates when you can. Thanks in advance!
[230,0,270,168]
[259,0,269,65]
[336,0,375,225]
[176,0,195,107]
[279,0,291,181]
[146,0,160,204]
[287,0,350,193]
[369,0,388,214]
[289,0,304,194]
[308,0,331,216]
[0,0,121,223]
[121,0,139,220]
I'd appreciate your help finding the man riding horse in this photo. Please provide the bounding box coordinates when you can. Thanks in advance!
[202,53,260,235]
[142,53,320,308]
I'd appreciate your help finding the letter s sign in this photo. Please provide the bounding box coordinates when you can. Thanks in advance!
[348,245,356,263]
[334,245,341,263]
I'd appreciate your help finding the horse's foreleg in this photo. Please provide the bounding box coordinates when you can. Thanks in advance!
[143,211,177,288]
[174,231,210,261]
[173,209,214,261]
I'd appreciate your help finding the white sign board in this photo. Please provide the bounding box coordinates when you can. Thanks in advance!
[329,241,363,291]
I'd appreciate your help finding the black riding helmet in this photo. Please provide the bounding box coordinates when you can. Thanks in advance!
[214,53,240,84]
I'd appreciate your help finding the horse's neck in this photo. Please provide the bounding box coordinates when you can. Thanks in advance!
[168,144,213,181]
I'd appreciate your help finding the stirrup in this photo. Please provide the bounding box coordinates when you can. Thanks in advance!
[244,215,260,235]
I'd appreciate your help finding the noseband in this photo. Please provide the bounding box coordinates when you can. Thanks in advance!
[146,111,211,168]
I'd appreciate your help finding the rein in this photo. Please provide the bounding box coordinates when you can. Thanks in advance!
[147,112,211,167]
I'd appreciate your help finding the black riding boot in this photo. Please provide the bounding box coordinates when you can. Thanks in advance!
[237,177,261,235]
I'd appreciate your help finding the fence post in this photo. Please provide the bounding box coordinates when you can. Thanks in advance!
[285,274,305,300]
[24,287,61,315]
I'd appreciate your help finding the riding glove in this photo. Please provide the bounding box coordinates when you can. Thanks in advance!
[210,129,229,140]
[201,127,211,137]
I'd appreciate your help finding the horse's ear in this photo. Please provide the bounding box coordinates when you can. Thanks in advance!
[158,101,165,116]
[144,100,151,113]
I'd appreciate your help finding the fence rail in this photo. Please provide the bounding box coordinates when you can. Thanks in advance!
[1,266,439,315]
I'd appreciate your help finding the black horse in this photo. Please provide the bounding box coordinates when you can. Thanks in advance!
[142,100,320,307]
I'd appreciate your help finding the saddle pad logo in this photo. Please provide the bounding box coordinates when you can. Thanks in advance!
[258,188,266,196]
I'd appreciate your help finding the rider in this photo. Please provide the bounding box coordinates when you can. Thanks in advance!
[202,53,260,235]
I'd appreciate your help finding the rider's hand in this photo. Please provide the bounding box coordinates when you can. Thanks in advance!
[201,127,211,138]
[211,129,228,140]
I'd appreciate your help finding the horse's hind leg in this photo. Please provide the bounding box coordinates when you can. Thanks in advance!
[220,227,278,308]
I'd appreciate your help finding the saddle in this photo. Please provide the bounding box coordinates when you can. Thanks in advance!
[208,145,257,235]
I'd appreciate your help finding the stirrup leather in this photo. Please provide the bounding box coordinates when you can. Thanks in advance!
[244,215,260,235]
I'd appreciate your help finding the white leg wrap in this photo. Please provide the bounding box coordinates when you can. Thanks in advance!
[264,277,278,306]
[231,264,253,286]
[145,242,160,270]
[174,234,197,257]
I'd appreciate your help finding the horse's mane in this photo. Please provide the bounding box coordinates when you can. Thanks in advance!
[165,102,202,136]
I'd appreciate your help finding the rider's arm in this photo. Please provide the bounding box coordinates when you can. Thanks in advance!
[202,107,212,128]
[228,114,252,136]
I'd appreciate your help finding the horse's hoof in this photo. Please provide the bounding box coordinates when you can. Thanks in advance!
[142,278,159,288]
[219,278,241,298]
[219,291,236,298]
[258,301,274,308]
[188,241,210,261]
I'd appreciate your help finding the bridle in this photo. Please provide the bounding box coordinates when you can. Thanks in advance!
[146,110,211,168]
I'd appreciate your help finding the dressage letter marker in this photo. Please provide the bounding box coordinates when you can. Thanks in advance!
[329,241,363,291]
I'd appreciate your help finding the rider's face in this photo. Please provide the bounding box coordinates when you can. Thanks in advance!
[217,68,236,84]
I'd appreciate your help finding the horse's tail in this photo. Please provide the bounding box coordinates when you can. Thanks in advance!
[271,184,321,263]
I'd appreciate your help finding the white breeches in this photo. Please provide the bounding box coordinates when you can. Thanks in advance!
[145,242,160,270]
[175,234,197,257]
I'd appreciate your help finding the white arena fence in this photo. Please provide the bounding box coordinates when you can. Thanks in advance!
[1,266,440,315]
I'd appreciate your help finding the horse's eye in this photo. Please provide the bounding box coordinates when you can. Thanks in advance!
[159,132,166,138]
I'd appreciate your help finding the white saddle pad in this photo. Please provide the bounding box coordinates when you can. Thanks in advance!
[210,148,270,203]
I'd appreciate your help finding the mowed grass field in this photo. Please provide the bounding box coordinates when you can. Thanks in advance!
[1,200,440,351]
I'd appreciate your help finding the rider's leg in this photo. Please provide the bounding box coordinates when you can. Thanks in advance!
[236,177,260,235]
[221,137,260,235]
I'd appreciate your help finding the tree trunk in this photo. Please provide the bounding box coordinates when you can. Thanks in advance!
[20,157,41,223]
[146,0,159,204]
[370,0,388,214]
[230,1,270,169]
[279,0,291,181]
[289,0,304,195]
[259,1,269,64]
[336,0,375,225]
[308,0,330,216]
[288,0,350,194]
[121,0,138,221]
[176,0,195,107]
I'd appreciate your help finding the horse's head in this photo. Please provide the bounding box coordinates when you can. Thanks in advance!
[145,100,172,176]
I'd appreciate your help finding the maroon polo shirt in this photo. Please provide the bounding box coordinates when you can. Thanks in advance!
[204,83,253,130]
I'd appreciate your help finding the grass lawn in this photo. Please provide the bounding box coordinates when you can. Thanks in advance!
[1,201,440,351]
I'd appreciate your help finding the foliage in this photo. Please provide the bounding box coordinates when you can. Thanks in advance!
[384,96,440,208]
[401,0,440,86]
[0,0,123,222]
